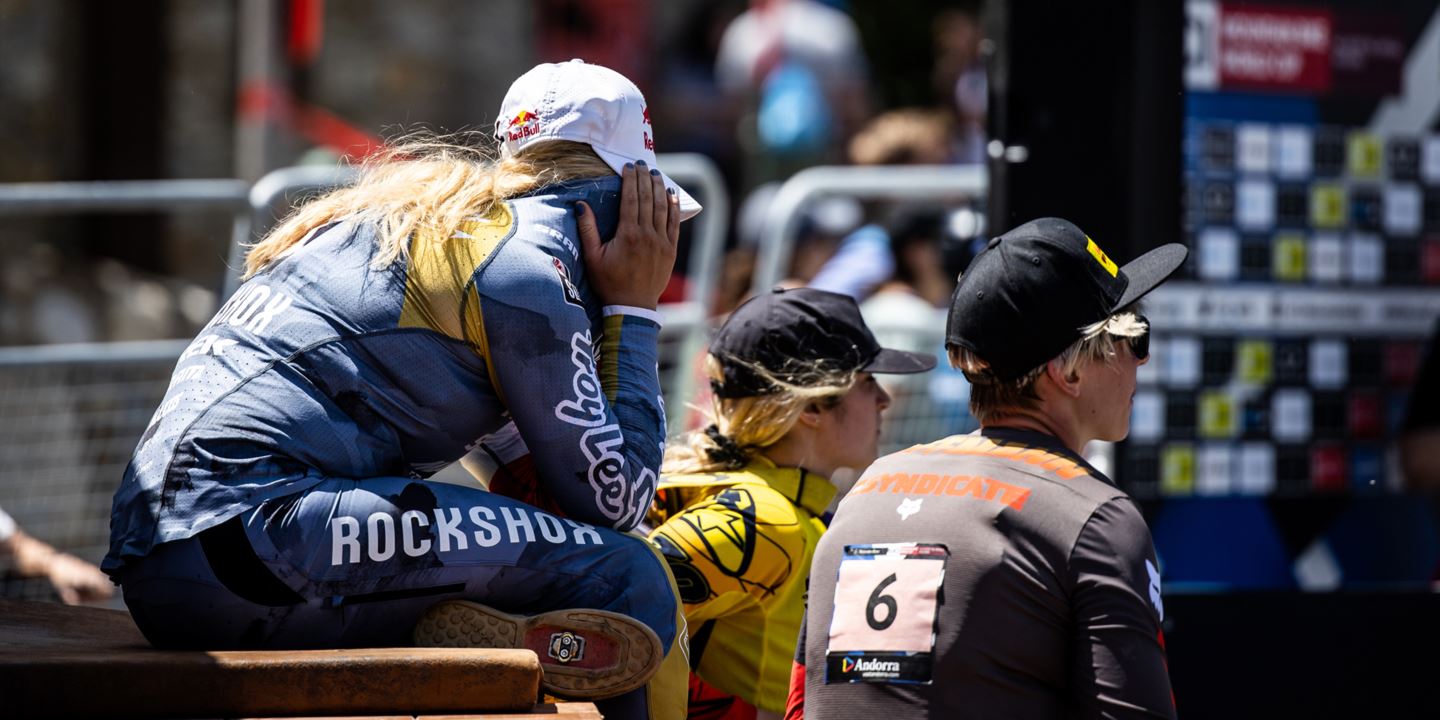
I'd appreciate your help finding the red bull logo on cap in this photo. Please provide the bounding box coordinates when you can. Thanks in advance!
[505,109,541,142]
[641,106,654,151]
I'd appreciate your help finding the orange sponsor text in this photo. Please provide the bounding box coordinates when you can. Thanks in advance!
[851,472,1030,511]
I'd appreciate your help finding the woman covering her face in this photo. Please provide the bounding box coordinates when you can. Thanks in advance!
[105,60,699,720]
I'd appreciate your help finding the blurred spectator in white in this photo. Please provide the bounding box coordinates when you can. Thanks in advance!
[0,505,113,605]
[716,0,872,188]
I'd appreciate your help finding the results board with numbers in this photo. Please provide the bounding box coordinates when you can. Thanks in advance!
[1119,1,1440,591]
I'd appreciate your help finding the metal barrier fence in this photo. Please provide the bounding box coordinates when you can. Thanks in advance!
[751,164,988,295]
[0,352,179,600]
[0,181,250,599]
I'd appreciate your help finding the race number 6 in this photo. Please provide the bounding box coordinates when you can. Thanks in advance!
[867,573,898,630]
[828,544,947,654]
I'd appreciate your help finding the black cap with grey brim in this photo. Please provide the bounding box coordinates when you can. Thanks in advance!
[945,217,1188,382]
[711,287,937,398]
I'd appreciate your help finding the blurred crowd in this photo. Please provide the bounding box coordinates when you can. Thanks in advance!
[655,0,989,317]
[656,0,993,450]
[0,0,988,351]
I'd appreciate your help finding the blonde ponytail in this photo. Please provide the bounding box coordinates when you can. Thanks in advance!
[663,355,857,474]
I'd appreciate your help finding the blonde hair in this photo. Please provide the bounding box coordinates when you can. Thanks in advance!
[662,355,857,474]
[243,133,614,278]
[950,308,1147,424]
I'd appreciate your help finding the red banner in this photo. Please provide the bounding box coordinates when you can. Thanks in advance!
[1217,4,1333,93]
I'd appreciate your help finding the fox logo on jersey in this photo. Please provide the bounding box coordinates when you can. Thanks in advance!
[897,497,923,520]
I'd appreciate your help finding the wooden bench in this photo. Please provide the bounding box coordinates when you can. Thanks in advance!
[0,599,600,719]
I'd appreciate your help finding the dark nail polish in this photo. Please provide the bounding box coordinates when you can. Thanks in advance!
[624,163,634,170]
[650,168,660,177]
[667,188,676,195]
[636,160,647,167]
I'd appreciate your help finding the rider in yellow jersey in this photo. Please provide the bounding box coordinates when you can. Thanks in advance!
[649,288,934,719]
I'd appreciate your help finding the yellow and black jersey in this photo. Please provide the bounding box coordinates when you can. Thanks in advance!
[649,458,835,715]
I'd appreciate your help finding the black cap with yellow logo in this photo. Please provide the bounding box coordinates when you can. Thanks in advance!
[945,217,1187,382]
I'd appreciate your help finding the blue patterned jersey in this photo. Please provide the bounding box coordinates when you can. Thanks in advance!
[105,176,666,572]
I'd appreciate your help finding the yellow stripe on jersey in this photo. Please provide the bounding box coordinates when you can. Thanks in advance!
[599,313,625,402]
[398,202,513,346]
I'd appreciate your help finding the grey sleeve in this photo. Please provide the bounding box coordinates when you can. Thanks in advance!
[1068,497,1176,719]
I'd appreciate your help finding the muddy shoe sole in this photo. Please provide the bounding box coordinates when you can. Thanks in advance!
[413,600,663,699]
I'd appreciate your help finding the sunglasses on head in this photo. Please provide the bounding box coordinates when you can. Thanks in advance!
[1118,315,1150,360]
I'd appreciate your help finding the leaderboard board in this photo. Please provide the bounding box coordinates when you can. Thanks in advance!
[1121,3,1440,501]
[1113,0,1440,592]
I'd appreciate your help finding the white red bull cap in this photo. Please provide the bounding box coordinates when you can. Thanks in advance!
[495,59,702,221]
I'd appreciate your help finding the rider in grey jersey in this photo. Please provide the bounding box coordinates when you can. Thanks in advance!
[793,218,1186,719]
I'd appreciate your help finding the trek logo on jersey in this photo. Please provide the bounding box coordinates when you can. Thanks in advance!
[502,109,541,142]
[180,334,239,360]
[1086,236,1119,277]
[552,257,583,307]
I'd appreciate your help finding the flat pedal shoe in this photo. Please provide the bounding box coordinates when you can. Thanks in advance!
[414,600,663,699]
